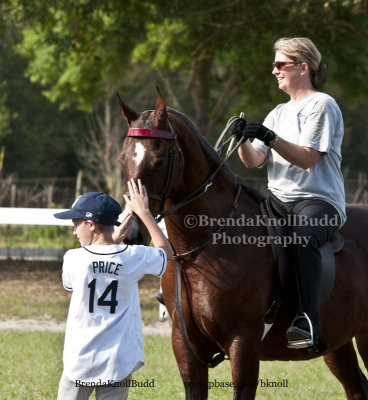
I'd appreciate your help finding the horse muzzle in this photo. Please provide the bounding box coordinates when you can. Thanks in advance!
[119,208,151,246]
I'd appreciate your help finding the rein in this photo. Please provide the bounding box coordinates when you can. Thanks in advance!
[126,118,244,368]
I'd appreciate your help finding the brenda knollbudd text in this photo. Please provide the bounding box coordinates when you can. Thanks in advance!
[183,214,340,229]
[75,379,154,388]
[212,232,311,247]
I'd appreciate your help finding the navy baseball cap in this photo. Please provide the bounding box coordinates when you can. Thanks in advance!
[54,192,122,226]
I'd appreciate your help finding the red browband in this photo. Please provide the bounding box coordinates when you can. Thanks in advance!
[127,128,176,140]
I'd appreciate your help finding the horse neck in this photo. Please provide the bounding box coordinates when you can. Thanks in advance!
[164,117,245,248]
[172,114,238,203]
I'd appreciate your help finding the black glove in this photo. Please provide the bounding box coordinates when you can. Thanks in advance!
[228,117,247,141]
[244,122,276,146]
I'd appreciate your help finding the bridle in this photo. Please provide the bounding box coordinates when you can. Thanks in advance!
[126,114,245,229]
[126,117,244,225]
[126,119,183,223]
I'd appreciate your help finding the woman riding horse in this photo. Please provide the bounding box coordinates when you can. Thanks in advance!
[230,37,346,353]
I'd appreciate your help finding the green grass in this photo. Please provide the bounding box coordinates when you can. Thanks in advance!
[0,330,64,400]
[0,330,359,400]
[0,294,70,322]
[0,262,366,399]
[0,261,71,322]
[0,225,77,249]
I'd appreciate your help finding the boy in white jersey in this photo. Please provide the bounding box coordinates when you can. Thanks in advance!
[54,178,173,400]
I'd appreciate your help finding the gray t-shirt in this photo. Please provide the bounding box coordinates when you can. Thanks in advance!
[253,92,346,224]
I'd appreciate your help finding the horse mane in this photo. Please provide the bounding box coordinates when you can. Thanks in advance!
[167,107,233,172]
[167,107,262,204]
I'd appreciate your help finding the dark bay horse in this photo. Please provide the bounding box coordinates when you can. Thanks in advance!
[118,90,368,400]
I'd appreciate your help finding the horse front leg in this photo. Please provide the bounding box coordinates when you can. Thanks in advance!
[229,335,260,400]
[171,322,209,400]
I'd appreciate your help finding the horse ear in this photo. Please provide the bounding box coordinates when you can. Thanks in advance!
[154,86,168,127]
[116,92,139,125]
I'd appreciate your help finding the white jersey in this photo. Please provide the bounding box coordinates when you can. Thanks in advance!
[61,243,167,383]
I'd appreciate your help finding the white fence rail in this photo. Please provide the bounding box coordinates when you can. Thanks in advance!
[0,207,72,226]
[0,207,71,260]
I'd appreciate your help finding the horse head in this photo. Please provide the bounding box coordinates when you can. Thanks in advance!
[118,89,184,245]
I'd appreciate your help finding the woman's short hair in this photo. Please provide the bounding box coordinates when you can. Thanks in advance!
[273,37,327,89]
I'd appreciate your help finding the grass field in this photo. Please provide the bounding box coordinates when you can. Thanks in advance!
[0,225,76,250]
[0,260,366,399]
[0,330,356,400]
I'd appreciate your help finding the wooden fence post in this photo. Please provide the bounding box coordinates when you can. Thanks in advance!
[10,184,16,207]
[47,184,54,208]
[75,170,83,199]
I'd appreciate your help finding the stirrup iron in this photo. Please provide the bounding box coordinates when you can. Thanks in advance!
[287,312,314,349]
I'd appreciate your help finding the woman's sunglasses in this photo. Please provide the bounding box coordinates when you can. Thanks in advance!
[272,61,300,70]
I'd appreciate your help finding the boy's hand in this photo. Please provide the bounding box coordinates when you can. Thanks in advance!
[123,178,150,218]
[122,178,173,259]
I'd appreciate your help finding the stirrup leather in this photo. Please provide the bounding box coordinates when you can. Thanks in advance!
[286,312,314,349]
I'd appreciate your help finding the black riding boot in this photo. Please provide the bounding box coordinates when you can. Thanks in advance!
[286,236,326,353]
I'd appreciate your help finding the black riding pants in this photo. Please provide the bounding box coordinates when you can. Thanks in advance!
[265,191,341,336]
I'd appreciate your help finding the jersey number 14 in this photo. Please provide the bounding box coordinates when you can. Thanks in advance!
[88,279,118,314]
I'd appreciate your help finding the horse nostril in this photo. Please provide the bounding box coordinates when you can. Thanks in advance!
[136,232,144,244]
[123,231,144,245]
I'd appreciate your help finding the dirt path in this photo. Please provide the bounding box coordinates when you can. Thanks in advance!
[0,260,172,336]
[0,315,172,335]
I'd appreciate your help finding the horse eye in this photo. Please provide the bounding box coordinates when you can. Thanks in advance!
[153,154,166,169]
[152,141,161,151]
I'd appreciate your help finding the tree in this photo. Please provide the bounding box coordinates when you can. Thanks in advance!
[0,23,86,178]
[3,0,368,183]
[10,0,368,137]
[78,91,124,200]
[11,0,152,111]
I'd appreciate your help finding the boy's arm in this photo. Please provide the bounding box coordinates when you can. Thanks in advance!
[123,178,174,260]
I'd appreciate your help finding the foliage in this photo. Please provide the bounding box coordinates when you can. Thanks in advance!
[0,24,86,178]
[0,0,367,180]
[11,0,368,132]
[12,0,152,111]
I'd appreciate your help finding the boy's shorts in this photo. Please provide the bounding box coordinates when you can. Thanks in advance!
[57,373,132,400]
